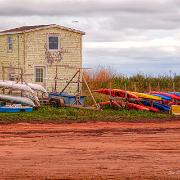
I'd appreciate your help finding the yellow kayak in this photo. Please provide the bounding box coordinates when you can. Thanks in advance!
[128,91,162,101]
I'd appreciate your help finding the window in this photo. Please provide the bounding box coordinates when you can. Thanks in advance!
[48,36,59,50]
[7,36,12,50]
[35,67,44,82]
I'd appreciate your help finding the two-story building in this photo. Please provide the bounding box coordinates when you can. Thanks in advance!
[0,24,85,93]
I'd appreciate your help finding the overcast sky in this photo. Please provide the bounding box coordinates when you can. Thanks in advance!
[0,0,180,76]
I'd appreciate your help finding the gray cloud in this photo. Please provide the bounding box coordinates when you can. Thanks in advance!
[0,0,179,75]
[0,0,176,16]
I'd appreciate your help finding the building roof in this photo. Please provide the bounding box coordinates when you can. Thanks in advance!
[0,24,85,35]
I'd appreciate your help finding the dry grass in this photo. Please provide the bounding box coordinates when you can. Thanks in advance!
[83,67,180,92]
[82,67,180,105]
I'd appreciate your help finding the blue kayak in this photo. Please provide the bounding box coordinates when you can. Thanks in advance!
[141,100,170,112]
[152,94,171,101]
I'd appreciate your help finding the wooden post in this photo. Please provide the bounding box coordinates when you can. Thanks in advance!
[2,66,5,94]
[82,73,100,108]
[77,68,81,94]
[124,82,127,100]
[173,82,175,92]
[54,65,58,92]
[60,70,80,94]
[134,82,137,92]
[109,81,112,106]
[158,82,160,91]
[2,66,5,81]
[17,35,20,76]
[149,83,151,93]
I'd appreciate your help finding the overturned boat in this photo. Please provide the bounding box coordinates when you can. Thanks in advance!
[0,80,47,94]
[0,94,35,107]
[0,80,34,93]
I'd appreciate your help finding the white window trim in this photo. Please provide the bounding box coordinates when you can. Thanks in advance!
[33,65,47,90]
[47,34,60,51]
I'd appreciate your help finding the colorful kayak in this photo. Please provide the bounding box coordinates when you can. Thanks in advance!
[152,94,171,101]
[99,101,150,111]
[151,91,180,101]
[128,91,162,101]
[95,89,138,99]
[141,100,170,112]
[168,92,180,97]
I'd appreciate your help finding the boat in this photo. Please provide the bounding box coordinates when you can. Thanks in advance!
[0,80,47,94]
[167,92,180,97]
[0,80,34,93]
[99,101,151,111]
[141,100,170,112]
[0,106,33,113]
[128,91,162,101]
[95,89,138,99]
[0,94,35,107]
[152,93,171,101]
[27,83,47,93]
[151,91,180,101]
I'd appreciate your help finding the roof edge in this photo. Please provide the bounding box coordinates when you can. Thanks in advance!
[0,24,85,35]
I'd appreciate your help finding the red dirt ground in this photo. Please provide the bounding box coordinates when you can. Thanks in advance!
[0,121,180,179]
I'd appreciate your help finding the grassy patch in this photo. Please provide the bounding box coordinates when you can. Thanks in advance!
[0,106,174,124]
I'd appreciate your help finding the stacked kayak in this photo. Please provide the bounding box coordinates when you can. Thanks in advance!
[141,100,170,112]
[150,91,180,101]
[95,88,180,113]
[95,89,138,99]
[128,91,162,101]
[99,101,158,112]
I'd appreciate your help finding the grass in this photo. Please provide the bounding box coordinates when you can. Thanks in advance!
[0,106,174,124]
[0,67,178,124]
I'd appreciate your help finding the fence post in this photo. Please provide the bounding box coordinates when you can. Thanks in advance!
[158,82,160,91]
[173,82,175,92]
[134,82,137,92]
[149,83,151,93]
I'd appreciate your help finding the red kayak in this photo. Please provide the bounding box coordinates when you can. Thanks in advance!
[99,101,152,111]
[151,91,180,101]
[95,89,138,99]
[141,105,159,112]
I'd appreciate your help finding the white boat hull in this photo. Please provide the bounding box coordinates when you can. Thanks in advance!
[0,94,35,107]
[0,81,34,93]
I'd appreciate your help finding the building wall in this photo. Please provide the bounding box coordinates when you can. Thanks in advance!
[0,34,25,80]
[0,27,83,94]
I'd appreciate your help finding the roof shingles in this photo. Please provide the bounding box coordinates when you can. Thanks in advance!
[0,24,85,35]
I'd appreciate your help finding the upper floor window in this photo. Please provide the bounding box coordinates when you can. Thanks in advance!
[7,36,12,50]
[48,35,60,50]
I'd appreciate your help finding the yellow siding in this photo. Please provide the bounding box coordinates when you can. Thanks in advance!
[0,27,83,93]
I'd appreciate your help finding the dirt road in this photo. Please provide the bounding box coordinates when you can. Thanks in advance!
[0,121,180,179]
